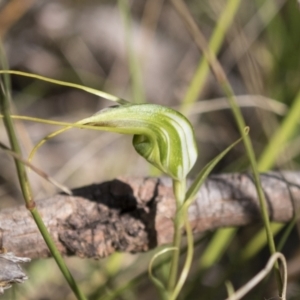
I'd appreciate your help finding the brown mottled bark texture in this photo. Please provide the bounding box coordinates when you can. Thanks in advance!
[0,172,299,259]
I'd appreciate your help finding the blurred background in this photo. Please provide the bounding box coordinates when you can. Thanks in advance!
[0,0,300,299]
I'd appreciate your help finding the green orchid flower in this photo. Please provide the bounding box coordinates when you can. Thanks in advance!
[78,103,198,181]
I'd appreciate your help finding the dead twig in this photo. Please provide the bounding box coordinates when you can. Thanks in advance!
[0,171,299,259]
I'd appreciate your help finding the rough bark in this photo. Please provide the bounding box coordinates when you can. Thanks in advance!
[0,171,300,260]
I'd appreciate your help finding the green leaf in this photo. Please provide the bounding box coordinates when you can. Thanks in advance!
[78,104,198,181]
[184,127,249,206]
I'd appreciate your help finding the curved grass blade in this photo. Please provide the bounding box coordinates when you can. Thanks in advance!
[0,70,129,104]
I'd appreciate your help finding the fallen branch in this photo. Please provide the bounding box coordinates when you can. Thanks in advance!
[0,171,299,259]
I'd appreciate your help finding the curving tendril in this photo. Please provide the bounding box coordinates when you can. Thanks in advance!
[78,103,198,181]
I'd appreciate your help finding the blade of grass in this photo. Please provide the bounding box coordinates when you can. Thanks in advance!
[181,0,241,114]
[118,0,146,103]
[240,223,283,262]
[199,227,236,270]
[259,89,300,171]
[241,89,300,260]
[0,70,130,104]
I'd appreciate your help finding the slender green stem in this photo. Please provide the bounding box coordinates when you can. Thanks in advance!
[168,219,181,293]
[221,83,282,290]
[168,179,186,293]
[0,81,32,205]
[31,208,87,299]
[170,217,194,300]
[0,72,87,300]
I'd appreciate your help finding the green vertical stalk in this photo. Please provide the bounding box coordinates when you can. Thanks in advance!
[30,208,87,299]
[168,179,186,293]
[0,78,32,203]
[0,71,87,300]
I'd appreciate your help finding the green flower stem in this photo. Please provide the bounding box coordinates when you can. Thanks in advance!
[170,217,194,300]
[0,76,87,300]
[173,179,186,209]
[168,179,186,293]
